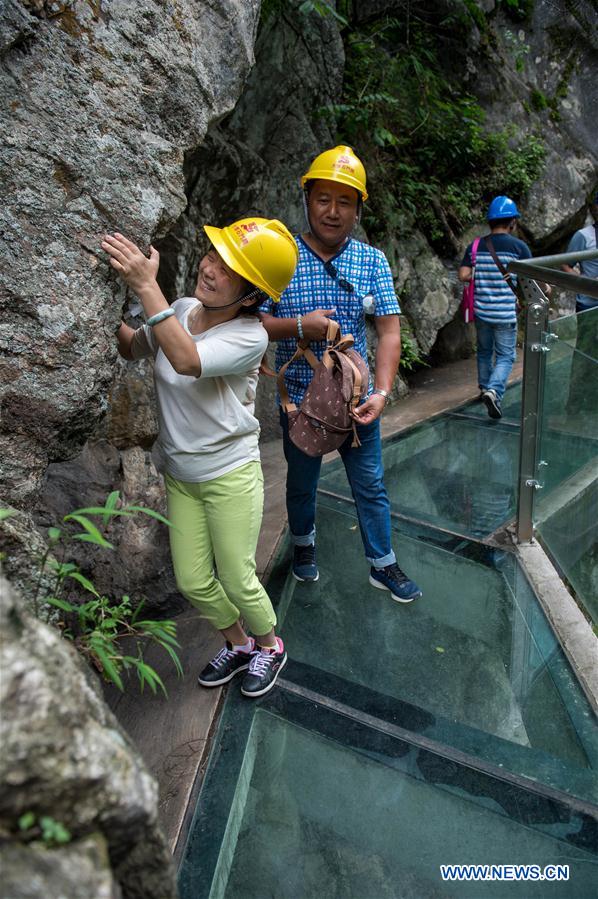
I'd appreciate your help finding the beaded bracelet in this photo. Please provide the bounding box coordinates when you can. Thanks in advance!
[297,315,304,340]
[147,308,176,327]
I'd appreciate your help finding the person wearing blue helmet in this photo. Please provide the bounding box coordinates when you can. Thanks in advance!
[458,195,532,419]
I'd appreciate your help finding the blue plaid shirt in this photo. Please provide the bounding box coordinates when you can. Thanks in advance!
[260,235,401,405]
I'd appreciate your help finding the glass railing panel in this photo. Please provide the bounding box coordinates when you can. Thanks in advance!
[534,321,598,625]
[549,305,598,362]
[318,415,519,539]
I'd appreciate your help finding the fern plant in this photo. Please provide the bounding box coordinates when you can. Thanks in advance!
[34,492,182,696]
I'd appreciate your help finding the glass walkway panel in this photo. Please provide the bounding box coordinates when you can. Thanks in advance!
[179,487,598,898]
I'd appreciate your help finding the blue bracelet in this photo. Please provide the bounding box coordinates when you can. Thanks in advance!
[297,315,304,339]
[147,308,176,327]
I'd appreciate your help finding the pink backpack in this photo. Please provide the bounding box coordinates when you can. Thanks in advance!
[461,237,480,323]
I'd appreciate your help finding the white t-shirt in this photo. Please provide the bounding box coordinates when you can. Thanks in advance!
[132,297,268,482]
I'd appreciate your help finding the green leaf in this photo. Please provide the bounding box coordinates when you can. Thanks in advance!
[46,596,77,613]
[48,560,78,576]
[69,506,132,518]
[0,508,14,521]
[64,514,114,548]
[47,526,62,543]
[161,641,184,678]
[123,506,173,527]
[40,816,71,845]
[18,811,36,831]
[66,570,100,597]
[89,636,123,690]
[129,596,146,625]
[136,661,166,696]
[102,490,120,527]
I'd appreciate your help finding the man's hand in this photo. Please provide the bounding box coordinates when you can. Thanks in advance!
[301,308,336,340]
[102,233,159,294]
[350,393,386,426]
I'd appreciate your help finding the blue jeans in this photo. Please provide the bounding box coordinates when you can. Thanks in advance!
[280,410,395,568]
[475,320,517,401]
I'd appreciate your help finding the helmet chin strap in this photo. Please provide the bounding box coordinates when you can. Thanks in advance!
[302,189,312,232]
[201,286,261,311]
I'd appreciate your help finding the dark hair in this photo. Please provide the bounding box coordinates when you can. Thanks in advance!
[489,217,516,229]
[237,284,267,316]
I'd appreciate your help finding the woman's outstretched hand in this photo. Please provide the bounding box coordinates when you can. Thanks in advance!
[102,233,159,294]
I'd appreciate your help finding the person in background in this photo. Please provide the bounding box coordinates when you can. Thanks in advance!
[562,192,598,313]
[102,218,298,698]
[259,145,422,603]
[561,192,598,415]
[459,196,531,420]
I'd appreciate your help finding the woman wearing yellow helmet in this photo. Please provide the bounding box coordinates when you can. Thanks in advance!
[102,219,298,698]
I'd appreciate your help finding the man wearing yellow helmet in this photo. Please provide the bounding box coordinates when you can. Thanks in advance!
[102,218,299,698]
[260,146,422,602]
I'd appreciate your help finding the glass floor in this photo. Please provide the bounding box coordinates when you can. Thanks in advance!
[179,391,598,899]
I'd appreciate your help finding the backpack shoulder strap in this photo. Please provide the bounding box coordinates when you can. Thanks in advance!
[485,234,517,297]
[277,345,307,412]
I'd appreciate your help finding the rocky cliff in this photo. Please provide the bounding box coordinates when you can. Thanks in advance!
[0,2,596,892]
[1,1,261,895]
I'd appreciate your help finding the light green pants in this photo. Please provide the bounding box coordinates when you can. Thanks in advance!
[165,461,277,635]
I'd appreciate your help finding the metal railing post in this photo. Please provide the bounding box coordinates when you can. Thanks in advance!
[516,277,550,543]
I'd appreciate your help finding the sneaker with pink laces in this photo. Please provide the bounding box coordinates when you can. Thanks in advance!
[241,638,287,698]
[198,640,254,687]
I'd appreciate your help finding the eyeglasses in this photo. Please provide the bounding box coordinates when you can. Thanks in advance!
[324,260,354,294]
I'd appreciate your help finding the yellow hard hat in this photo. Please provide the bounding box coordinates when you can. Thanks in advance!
[203,217,299,301]
[300,145,368,201]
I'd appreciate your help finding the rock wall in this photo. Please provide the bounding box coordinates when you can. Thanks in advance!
[0,572,177,899]
[0,0,261,507]
[0,2,261,894]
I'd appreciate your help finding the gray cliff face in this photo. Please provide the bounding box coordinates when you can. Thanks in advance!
[0,0,261,506]
[0,573,177,899]
[467,0,597,248]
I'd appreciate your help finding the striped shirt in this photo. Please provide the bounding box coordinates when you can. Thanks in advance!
[462,234,532,323]
[260,235,400,405]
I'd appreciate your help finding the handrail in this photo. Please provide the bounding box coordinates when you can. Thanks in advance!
[509,249,598,299]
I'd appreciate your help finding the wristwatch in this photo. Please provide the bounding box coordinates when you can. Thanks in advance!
[373,388,389,401]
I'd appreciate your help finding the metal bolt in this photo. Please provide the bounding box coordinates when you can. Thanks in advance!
[525,479,543,490]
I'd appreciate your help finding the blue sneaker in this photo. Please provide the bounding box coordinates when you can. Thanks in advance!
[292,544,319,582]
[369,563,422,603]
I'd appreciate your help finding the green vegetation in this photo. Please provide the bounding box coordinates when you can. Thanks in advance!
[499,0,535,22]
[32,492,182,695]
[18,813,72,848]
[400,322,429,373]
[319,9,545,252]
[530,88,549,111]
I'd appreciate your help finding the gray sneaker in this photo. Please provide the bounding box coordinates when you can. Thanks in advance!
[482,389,502,419]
